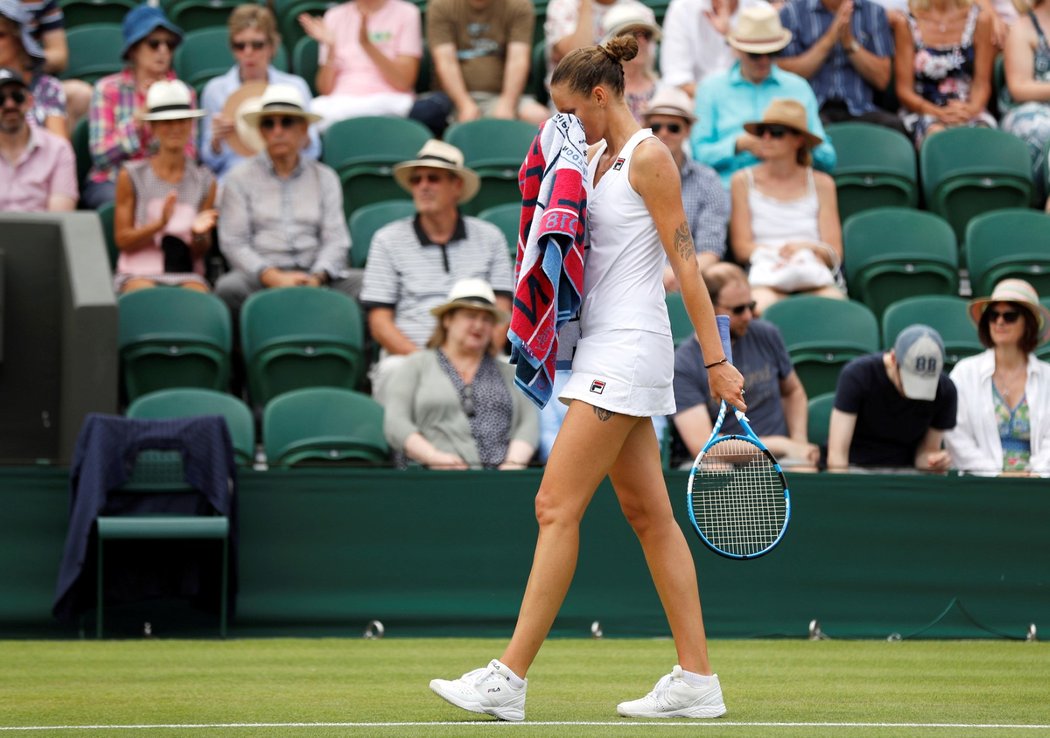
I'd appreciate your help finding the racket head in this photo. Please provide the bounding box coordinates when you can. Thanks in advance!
[687,433,791,560]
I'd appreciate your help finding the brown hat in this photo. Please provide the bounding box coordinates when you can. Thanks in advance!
[743,98,823,148]
[727,4,792,55]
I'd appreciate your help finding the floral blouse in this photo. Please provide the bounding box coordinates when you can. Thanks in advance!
[994,386,1031,472]
[907,4,981,106]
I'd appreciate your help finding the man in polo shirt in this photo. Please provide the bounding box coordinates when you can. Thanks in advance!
[361,139,513,403]
[216,84,356,313]
[0,67,76,212]
[777,0,905,133]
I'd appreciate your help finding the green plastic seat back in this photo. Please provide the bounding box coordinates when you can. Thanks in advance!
[60,0,138,28]
[127,388,256,465]
[445,119,536,215]
[168,0,255,33]
[348,200,417,269]
[664,291,694,346]
[62,23,125,82]
[477,202,521,264]
[263,387,389,466]
[964,209,1050,297]
[72,117,91,193]
[97,202,118,271]
[826,122,918,222]
[292,35,319,96]
[322,115,432,173]
[807,391,836,448]
[881,295,982,373]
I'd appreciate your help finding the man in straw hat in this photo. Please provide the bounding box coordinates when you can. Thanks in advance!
[360,139,513,403]
[215,83,356,313]
[690,3,836,186]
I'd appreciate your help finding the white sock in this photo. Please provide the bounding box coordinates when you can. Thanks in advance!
[680,669,715,687]
[493,659,526,688]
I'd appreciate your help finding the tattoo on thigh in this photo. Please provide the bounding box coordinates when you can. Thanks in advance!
[593,406,615,421]
[673,221,694,262]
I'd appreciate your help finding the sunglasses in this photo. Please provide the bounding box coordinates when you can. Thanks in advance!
[987,308,1022,324]
[747,51,775,60]
[259,115,300,130]
[650,122,682,134]
[0,88,26,106]
[144,37,178,51]
[232,39,268,51]
[755,124,794,139]
[721,301,757,316]
[409,171,448,186]
[462,384,475,417]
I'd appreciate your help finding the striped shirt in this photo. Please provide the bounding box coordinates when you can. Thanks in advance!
[779,0,894,116]
[681,158,729,258]
[21,0,64,38]
[361,214,513,348]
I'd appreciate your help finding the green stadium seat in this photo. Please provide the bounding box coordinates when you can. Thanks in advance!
[919,127,1034,243]
[292,35,318,95]
[807,391,836,449]
[843,208,958,319]
[528,39,549,106]
[444,118,537,215]
[347,200,416,269]
[240,287,366,407]
[964,209,1050,297]
[263,387,389,466]
[825,122,918,223]
[477,202,521,264]
[59,0,138,28]
[762,296,880,397]
[167,0,244,32]
[126,388,256,465]
[881,295,982,373]
[665,291,694,346]
[62,23,125,82]
[97,202,118,271]
[118,289,232,403]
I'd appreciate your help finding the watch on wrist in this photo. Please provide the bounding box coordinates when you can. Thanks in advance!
[846,38,860,54]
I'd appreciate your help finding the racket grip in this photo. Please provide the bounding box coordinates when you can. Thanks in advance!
[716,314,733,365]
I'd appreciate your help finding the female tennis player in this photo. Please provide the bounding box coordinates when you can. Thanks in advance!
[429,35,746,722]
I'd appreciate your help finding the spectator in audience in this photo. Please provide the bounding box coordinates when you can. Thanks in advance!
[660,0,764,97]
[113,80,216,293]
[673,263,819,467]
[601,1,661,120]
[1001,0,1050,198]
[729,99,845,314]
[828,324,957,471]
[0,0,65,137]
[0,66,76,211]
[545,0,628,82]
[200,4,319,182]
[384,278,539,469]
[298,0,422,132]
[777,0,905,133]
[640,86,728,291]
[426,0,549,126]
[82,4,191,210]
[360,139,513,403]
[691,4,836,186]
[16,0,66,77]
[945,279,1050,476]
[893,0,996,148]
[216,84,355,312]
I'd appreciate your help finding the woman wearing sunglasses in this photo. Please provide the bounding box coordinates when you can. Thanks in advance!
[83,4,192,209]
[729,98,845,315]
[946,278,1050,476]
[200,5,319,181]
[383,278,539,470]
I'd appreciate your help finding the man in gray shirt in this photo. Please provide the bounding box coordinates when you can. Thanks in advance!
[216,84,355,312]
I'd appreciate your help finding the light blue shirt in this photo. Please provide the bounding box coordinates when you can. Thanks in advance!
[690,62,837,186]
[199,66,322,181]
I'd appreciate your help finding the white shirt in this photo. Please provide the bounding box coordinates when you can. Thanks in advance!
[658,0,763,90]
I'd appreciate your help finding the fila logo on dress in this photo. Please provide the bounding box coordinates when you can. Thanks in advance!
[590,380,606,394]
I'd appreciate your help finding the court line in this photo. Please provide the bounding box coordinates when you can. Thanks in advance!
[2,722,1049,731]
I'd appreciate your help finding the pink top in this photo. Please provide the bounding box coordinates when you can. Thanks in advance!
[0,126,78,212]
[317,0,422,96]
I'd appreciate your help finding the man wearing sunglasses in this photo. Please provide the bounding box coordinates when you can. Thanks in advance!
[672,263,819,468]
[216,84,355,314]
[0,67,77,212]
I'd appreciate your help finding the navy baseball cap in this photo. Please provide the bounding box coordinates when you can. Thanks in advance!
[0,67,29,89]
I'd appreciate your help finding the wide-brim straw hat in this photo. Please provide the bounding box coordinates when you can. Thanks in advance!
[727,4,792,55]
[393,139,481,205]
[601,1,661,43]
[743,98,823,148]
[140,80,205,121]
[241,83,323,126]
[968,278,1050,346]
[223,81,268,156]
[641,86,696,123]
[430,278,509,321]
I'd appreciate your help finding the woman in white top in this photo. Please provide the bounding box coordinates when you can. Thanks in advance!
[729,98,845,315]
[429,34,745,723]
[945,278,1050,476]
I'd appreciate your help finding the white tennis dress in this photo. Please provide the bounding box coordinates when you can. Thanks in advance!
[559,128,677,417]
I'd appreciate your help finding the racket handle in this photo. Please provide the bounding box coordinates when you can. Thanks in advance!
[716,314,733,365]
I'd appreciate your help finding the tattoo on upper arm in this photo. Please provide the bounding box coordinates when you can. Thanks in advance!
[673,221,694,262]
[593,406,615,421]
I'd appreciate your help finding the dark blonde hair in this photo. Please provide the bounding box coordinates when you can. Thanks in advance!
[550,35,638,97]
[228,4,280,49]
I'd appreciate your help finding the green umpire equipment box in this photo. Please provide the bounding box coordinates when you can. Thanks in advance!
[0,212,118,464]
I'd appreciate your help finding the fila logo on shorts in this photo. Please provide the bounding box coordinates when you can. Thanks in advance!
[590,380,606,394]
[612,157,625,171]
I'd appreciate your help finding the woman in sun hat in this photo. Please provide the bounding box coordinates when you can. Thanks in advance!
[83,3,192,209]
[729,97,845,314]
[945,278,1050,476]
[112,79,217,293]
[600,1,661,121]
[383,278,538,470]
[0,0,65,137]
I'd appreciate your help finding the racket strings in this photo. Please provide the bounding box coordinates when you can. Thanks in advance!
[692,438,787,557]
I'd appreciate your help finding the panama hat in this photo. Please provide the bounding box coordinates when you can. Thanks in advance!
[121,4,182,59]
[140,80,205,121]
[430,278,509,321]
[601,1,661,43]
[393,140,481,204]
[727,4,792,55]
[241,83,323,126]
[641,86,696,123]
[968,278,1050,346]
[743,98,823,148]
[222,80,268,156]
[0,0,44,61]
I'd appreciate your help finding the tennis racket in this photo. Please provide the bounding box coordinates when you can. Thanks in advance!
[686,315,790,560]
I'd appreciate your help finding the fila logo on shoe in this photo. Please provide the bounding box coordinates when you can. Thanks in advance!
[487,686,502,693]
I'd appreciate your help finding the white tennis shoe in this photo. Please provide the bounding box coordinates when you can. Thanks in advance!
[616,665,727,719]
[429,659,527,722]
